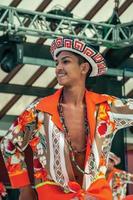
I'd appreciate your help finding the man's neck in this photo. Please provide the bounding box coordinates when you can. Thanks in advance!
[62,86,86,106]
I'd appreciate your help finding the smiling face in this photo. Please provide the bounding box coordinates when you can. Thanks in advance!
[55,51,90,87]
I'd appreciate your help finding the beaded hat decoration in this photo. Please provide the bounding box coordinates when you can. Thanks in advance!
[109,152,121,165]
[50,37,107,77]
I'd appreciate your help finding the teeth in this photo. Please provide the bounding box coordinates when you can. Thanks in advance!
[58,74,66,77]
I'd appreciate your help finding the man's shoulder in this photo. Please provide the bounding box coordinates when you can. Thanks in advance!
[37,89,60,104]
[85,89,117,104]
[35,89,61,113]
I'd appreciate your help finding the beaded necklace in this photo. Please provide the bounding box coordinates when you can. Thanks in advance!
[58,93,90,175]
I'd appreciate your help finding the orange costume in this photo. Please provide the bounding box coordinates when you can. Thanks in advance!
[1,88,133,200]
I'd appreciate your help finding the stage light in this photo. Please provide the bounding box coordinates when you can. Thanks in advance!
[0,34,25,73]
[0,43,17,73]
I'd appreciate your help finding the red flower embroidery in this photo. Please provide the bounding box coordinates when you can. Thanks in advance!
[34,158,42,169]
[18,110,35,130]
[29,137,40,151]
[98,122,107,136]
[0,182,6,197]
[34,169,47,181]
[34,158,47,181]
[7,141,15,153]
[41,169,47,180]
[8,163,22,173]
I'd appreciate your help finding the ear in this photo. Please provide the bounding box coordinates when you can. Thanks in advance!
[80,62,90,75]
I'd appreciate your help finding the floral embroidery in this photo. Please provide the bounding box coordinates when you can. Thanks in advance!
[98,122,107,136]
[17,110,35,131]
[97,102,110,137]
[34,158,47,181]
[98,103,110,121]
[5,140,16,154]
[0,182,7,198]
[108,169,133,199]
[29,137,40,151]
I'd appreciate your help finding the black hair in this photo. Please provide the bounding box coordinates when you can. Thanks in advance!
[72,52,92,77]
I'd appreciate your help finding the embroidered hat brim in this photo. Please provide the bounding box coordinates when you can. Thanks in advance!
[50,37,108,77]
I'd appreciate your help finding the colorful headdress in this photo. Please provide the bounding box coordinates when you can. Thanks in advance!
[50,37,107,77]
[109,152,121,165]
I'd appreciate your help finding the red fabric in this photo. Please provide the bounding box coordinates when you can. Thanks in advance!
[123,195,133,200]
[10,171,30,188]
[36,184,74,200]
[36,178,113,200]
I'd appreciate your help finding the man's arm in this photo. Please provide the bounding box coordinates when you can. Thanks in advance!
[115,171,133,184]
[19,185,38,200]
[0,102,38,189]
[111,98,133,130]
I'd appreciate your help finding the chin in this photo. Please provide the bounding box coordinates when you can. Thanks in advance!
[58,79,66,86]
[58,83,64,86]
[59,83,68,87]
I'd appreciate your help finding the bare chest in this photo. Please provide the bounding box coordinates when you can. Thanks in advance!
[62,105,87,150]
[61,104,88,185]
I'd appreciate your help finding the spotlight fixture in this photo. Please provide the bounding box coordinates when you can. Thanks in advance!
[0,34,25,73]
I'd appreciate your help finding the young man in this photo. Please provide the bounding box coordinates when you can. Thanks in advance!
[106,152,133,200]
[1,37,133,200]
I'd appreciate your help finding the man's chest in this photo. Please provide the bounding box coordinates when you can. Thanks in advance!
[62,105,87,149]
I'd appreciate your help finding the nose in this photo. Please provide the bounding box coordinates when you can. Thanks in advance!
[56,61,63,70]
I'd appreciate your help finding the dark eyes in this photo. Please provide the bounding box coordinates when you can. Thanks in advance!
[55,61,58,66]
[63,60,70,64]
[56,59,70,66]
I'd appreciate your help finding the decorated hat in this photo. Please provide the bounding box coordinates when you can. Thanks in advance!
[50,37,107,77]
[109,152,121,165]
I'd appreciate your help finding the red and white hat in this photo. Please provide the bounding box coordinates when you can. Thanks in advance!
[109,152,121,165]
[50,37,107,77]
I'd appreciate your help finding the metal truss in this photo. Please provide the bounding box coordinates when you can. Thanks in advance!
[0,5,133,48]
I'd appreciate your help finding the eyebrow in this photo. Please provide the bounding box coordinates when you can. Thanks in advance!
[57,56,72,61]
